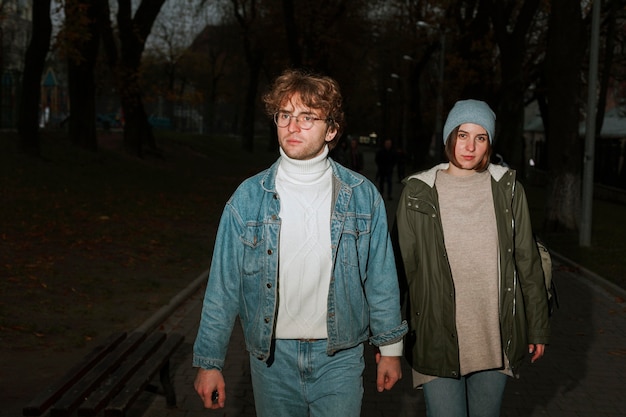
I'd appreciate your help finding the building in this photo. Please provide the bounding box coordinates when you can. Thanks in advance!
[524,101,626,190]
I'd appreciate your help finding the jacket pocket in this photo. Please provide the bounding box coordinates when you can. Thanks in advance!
[241,223,265,276]
[339,214,371,267]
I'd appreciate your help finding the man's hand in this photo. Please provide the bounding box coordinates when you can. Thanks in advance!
[375,351,403,392]
[529,343,546,363]
[194,368,226,409]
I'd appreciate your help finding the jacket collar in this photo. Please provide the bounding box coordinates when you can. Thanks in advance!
[407,162,510,188]
[260,155,363,193]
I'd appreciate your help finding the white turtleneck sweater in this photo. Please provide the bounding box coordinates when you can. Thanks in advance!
[274,146,333,339]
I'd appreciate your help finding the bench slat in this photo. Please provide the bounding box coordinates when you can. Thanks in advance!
[77,332,167,417]
[50,332,147,417]
[22,332,127,417]
[104,333,184,417]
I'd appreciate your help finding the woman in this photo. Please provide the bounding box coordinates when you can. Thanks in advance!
[395,99,550,416]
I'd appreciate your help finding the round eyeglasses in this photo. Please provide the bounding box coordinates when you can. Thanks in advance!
[273,111,330,130]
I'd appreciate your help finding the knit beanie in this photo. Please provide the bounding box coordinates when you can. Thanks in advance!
[442,99,496,144]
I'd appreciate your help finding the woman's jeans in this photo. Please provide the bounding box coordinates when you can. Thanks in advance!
[422,370,508,417]
[249,339,364,417]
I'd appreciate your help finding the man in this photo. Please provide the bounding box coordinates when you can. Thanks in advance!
[347,137,364,172]
[193,69,407,417]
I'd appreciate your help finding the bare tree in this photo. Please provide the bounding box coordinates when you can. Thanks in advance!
[185,23,238,135]
[543,0,586,231]
[229,0,265,152]
[17,0,52,156]
[283,0,350,72]
[200,0,362,151]
[143,2,208,130]
[115,0,167,156]
[61,0,111,152]
[281,0,301,67]
[594,0,625,137]
[372,0,448,168]
[488,0,541,172]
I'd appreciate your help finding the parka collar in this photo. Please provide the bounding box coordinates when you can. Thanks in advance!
[406,162,510,188]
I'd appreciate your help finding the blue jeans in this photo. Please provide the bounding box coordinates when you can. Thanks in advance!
[422,370,508,417]
[249,339,364,417]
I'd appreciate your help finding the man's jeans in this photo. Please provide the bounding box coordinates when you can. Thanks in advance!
[250,339,364,417]
[422,370,508,417]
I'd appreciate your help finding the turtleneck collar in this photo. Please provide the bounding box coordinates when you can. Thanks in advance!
[278,145,331,184]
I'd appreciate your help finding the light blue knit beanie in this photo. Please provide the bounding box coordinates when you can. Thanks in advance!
[442,99,496,144]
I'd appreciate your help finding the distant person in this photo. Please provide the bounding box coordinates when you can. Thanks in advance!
[192,68,407,417]
[375,138,396,199]
[395,99,550,417]
[347,137,364,173]
[331,137,349,166]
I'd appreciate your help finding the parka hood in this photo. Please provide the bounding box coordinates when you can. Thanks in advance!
[406,163,510,188]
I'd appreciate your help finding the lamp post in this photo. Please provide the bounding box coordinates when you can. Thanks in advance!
[580,0,601,247]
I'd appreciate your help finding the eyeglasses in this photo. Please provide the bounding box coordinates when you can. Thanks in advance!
[273,111,330,129]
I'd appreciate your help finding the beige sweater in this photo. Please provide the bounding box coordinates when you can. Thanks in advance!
[413,169,506,387]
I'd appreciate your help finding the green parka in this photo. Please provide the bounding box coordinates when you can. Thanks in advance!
[396,163,550,378]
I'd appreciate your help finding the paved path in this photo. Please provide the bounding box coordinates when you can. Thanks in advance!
[133,254,626,417]
[130,148,626,417]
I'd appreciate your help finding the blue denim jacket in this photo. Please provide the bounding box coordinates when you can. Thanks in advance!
[193,158,408,371]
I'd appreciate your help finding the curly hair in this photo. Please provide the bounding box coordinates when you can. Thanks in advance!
[262,69,345,149]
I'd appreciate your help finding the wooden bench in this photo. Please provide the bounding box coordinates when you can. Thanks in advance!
[23,331,184,417]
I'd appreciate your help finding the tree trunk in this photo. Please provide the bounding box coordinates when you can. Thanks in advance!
[490,0,540,172]
[595,0,618,137]
[411,43,439,169]
[229,0,266,153]
[282,0,302,67]
[117,0,166,157]
[241,52,263,152]
[496,81,525,170]
[17,0,52,156]
[67,65,98,151]
[543,0,585,232]
[65,0,101,152]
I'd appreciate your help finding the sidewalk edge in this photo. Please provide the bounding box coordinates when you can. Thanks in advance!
[551,251,626,300]
[135,267,209,333]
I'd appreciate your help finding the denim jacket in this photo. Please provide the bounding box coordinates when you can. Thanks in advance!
[193,158,408,371]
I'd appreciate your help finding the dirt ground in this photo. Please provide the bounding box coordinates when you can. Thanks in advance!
[0,131,277,416]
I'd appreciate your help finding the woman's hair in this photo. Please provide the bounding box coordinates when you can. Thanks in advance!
[262,69,345,149]
[444,126,492,172]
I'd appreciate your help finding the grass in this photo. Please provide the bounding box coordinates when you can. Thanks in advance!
[524,180,626,292]
[0,129,277,352]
